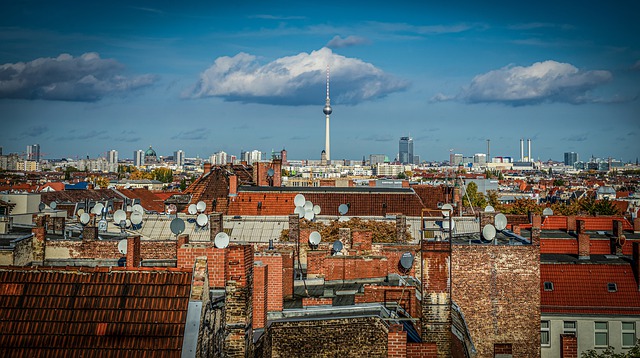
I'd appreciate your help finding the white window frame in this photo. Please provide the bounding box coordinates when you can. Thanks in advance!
[541,320,551,347]
[622,322,636,348]
[594,321,608,347]
[563,321,577,337]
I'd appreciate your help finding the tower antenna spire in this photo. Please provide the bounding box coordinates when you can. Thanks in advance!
[323,64,333,164]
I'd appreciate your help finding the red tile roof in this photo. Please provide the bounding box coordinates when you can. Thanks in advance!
[541,263,640,315]
[541,215,633,231]
[37,182,66,192]
[0,266,192,357]
[118,188,166,213]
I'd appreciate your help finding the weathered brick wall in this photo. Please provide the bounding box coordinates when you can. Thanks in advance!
[224,244,253,358]
[352,230,373,251]
[406,342,438,358]
[301,297,333,306]
[140,240,176,259]
[388,324,407,358]
[13,236,34,266]
[254,252,283,312]
[451,244,540,358]
[560,334,577,358]
[266,317,389,358]
[421,241,451,358]
[44,238,175,262]
[307,254,389,281]
[177,243,226,288]
[252,262,268,329]
[354,285,420,319]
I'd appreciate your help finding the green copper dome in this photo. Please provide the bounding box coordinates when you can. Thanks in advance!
[145,146,157,157]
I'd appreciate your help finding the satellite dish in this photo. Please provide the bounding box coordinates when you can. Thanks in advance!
[50,201,57,210]
[132,204,144,214]
[214,232,229,249]
[294,206,305,218]
[93,203,104,214]
[113,210,126,224]
[542,207,554,216]
[294,194,306,207]
[338,204,349,215]
[332,240,343,253]
[309,231,321,245]
[125,219,131,228]
[196,213,208,227]
[170,218,185,235]
[484,205,495,213]
[304,201,313,210]
[196,201,206,213]
[119,220,126,229]
[304,210,314,221]
[313,205,321,215]
[118,239,128,255]
[442,219,456,231]
[80,213,90,225]
[441,203,453,217]
[77,208,85,216]
[400,252,414,270]
[494,213,508,231]
[130,211,143,225]
[38,203,45,212]
[482,224,496,241]
[187,204,197,215]
[267,168,275,177]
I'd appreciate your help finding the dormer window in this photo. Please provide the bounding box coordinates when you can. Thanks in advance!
[607,283,617,292]
[544,281,554,291]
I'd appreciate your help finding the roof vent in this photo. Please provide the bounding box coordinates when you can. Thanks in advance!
[607,283,617,292]
[543,281,554,291]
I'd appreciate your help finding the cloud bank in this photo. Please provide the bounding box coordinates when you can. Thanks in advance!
[188,47,408,105]
[433,60,612,105]
[326,35,370,49]
[0,53,157,101]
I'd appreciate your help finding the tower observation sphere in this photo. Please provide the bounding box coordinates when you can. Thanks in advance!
[323,104,332,115]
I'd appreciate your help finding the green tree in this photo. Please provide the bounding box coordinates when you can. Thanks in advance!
[503,198,542,215]
[463,182,487,208]
[180,178,187,191]
[553,179,566,187]
[581,339,640,357]
[152,168,173,183]
[396,172,407,179]
[594,198,620,215]
[64,166,78,180]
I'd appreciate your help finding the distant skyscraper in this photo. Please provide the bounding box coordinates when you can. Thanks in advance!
[210,151,227,165]
[174,150,184,167]
[323,66,332,164]
[242,150,262,165]
[108,150,118,164]
[26,144,40,161]
[564,152,579,166]
[369,154,387,165]
[134,150,144,167]
[399,137,413,164]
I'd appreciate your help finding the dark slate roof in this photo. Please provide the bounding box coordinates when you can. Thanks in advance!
[0,266,192,357]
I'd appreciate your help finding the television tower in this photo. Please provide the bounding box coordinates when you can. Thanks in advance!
[323,65,332,163]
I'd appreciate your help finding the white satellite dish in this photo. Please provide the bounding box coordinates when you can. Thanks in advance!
[542,207,554,216]
[113,210,126,224]
[132,204,144,214]
[304,210,314,221]
[92,203,104,214]
[442,219,456,231]
[196,201,206,213]
[304,201,313,210]
[77,208,85,216]
[294,206,305,218]
[309,231,321,245]
[187,204,197,215]
[50,201,57,210]
[80,213,90,225]
[313,205,321,215]
[494,213,508,231]
[484,205,495,213]
[441,203,453,217]
[338,203,349,215]
[196,213,208,227]
[482,224,496,241]
[125,219,131,228]
[130,211,143,225]
[118,239,128,255]
[294,194,306,207]
[214,232,230,249]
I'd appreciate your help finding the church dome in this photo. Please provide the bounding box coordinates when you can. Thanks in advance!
[145,146,157,157]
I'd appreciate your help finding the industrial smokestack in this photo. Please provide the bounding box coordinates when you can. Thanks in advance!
[520,139,524,162]
[527,139,532,162]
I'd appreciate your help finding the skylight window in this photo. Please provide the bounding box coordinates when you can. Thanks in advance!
[544,281,554,291]
[607,283,617,292]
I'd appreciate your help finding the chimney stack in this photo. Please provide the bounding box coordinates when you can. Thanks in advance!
[527,139,532,162]
[531,214,541,246]
[577,219,590,260]
[126,235,141,267]
[612,220,624,256]
[520,139,524,162]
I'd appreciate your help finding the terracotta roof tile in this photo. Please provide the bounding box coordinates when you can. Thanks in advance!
[118,188,166,213]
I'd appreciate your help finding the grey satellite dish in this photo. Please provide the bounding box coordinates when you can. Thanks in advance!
[304,210,314,221]
[119,220,127,229]
[294,206,305,218]
[304,201,313,210]
[267,168,275,177]
[187,204,197,215]
[196,201,206,213]
[93,203,104,214]
[38,203,45,212]
[50,201,57,210]
[494,213,508,231]
[113,210,126,224]
[542,207,554,216]
[484,205,495,213]
[196,213,208,227]
[80,213,90,225]
[309,231,321,246]
[482,224,496,241]
[214,232,230,249]
[400,252,414,270]
[130,211,143,225]
[294,194,306,207]
[442,219,455,231]
[118,239,128,255]
[332,240,343,253]
[170,218,185,235]
[132,204,144,214]
[441,203,453,217]
[313,205,321,215]
[338,204,349,215]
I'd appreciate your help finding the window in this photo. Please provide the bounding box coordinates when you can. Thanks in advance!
[607,283,617,292]
[544,282,554,291]
[594,322,608,347]
[541,321,550,346]
[622,322,636,347]
[564,321,577,337]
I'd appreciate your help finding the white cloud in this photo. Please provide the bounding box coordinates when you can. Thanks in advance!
[326,35,370,49]
[0,52,157,101]
[434,60,612,105]
[188,47,408,105]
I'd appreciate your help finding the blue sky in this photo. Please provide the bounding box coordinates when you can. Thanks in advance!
[1,0,639,162]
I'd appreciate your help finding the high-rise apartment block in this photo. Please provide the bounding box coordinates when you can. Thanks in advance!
[174,150,184,167]
[26,144,40,162]
[399,136,413,164]
[134,150,145,167]
[564,152,578,166]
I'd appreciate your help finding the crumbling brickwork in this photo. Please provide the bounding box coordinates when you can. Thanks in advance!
[224,245,253,358]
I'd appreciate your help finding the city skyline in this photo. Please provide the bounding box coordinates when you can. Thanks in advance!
[1,1,639,161]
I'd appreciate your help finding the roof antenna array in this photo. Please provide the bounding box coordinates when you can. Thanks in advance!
[292,194,321,221]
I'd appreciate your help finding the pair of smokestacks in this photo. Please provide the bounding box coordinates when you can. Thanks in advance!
[520,139,533,162]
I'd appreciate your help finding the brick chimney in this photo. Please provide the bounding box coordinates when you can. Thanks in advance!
[560,334,578,358]
[228,175,238,196]
[204,162,212,173]
[531,214,541,246]
[126,235,141,267]
[339,228,351,249]
[288,214,299,243]
[252,261,268,329]
[567,215,577,233]
[31,224,46,264]
[177,234,189,250]
[634,217,640,233]
[611,220,624,256]
[209,212,223,239]
[633,242,640,291]
[421,241,451,357]
[577,219,590,260]
[224,244,254,356]
[388,324,407,358]
[396,215,407,242]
